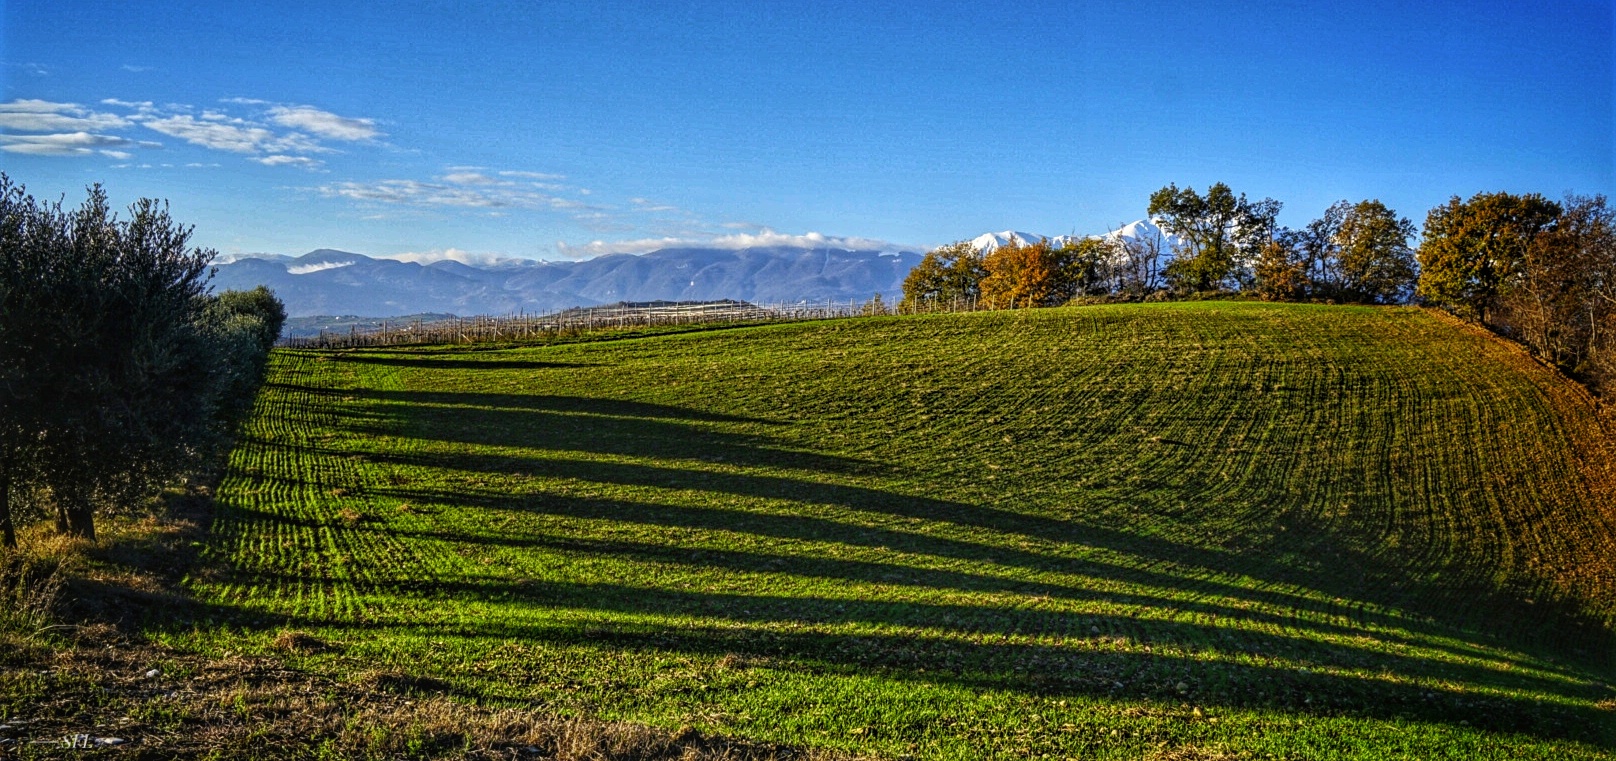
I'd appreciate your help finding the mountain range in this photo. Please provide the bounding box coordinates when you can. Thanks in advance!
[210,221,1187,319]
[210,245,925,317]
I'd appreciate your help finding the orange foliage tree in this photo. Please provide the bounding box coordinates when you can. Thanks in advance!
[979,239,1106,308]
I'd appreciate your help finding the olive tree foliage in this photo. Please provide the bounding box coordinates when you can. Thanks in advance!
[0,175,282,546]
[1148,183,1282,293]
[207,285,288,425]
[214,285,286,355]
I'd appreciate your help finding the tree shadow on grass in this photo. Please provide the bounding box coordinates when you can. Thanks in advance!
[355,439,1616,679]
[169,556,1615,748]
[271,378,1616,678]
[272,377,1614,679]
[350,388,782,427]
[342,398,873,478]
[327,354,598,371]
[201,375,1616,747]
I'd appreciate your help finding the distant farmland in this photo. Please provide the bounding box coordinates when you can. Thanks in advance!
[183,302,1616,759]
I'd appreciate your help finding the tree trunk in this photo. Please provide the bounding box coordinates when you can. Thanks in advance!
[64,500,95,541]
[57,488,95,541]
[0,458,13,550]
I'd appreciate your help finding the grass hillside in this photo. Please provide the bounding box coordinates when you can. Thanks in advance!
[180,302,1615,759]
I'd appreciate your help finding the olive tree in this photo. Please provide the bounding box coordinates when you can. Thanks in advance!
[0,174,281,544]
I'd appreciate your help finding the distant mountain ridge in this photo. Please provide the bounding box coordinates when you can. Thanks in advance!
[213,222,1188,319]
[210,245,924,318]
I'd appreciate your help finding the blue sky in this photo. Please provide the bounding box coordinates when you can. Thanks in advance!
[2,1,1610,261]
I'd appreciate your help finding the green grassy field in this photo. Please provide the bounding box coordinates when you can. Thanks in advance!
[172,302,1616,759]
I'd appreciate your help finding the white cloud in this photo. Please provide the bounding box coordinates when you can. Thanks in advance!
[319,177,593,211]
[498,170,565,181]
[320,179,510,207]
[253,154,325,170]
[268,105,381,141]
[287,260,356,275]
[1,99,80,114]
[629,197,679,212]
[555,229,911,258]
[0,131,154,156]
[100,98,158,117]
[121,64,155,73]
[143,114,324,154]
[99,149,133,159]
[0,99,130,132]
[379,248,525,266]
[441,171,510,186]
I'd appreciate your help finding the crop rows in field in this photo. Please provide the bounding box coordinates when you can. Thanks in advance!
[186,302,1616,760]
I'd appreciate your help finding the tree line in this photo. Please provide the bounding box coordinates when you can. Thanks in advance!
[0,175,286,547]
[902,183,1616,391]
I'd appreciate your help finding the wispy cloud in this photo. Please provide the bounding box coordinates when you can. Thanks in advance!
[498,170,565,181]
[440,170,509,186]
[143,114,325,154]
[629,197,682,213]
[0,131,157,156]
[120,64,155,73]
[267,105,382,141]
[0,99,131,132]
[320,179,517,208]
[252,154,325,170]
[319,170,591,210]
[555,229,912,258]
[100,98,158,116]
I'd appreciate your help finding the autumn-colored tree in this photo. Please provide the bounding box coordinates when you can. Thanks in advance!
[899,241,986,312]
[1254,233,1307,301]
[1416,192,1561,321]
[1499,195,1616,381]
[979,238,1107,308]
[980,240,1058,308]
[1334,200,1418,304]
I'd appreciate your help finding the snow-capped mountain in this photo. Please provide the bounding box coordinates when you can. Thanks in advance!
[968,230,1088,252]
[969,220,1188,264]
